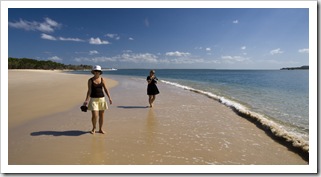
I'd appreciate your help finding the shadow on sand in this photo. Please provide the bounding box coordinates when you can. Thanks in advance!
[30,130,89,137]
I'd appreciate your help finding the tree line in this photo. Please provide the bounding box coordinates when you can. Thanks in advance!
[280,65,309,70]
[8,57,92,70]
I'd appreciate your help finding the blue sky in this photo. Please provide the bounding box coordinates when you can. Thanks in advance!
[8,8,309,69]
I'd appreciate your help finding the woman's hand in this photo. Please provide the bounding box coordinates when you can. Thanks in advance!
[109,98,113,105]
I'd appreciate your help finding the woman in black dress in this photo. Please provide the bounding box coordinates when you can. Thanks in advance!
[147,70,160,108]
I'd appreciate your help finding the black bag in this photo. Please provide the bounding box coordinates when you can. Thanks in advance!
[80,105,88,112]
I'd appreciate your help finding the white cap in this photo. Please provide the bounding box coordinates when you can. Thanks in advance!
[92,65,102,71]
[91,65,102,74]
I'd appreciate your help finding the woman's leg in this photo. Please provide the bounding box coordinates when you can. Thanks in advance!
[149,95,156,107]
[149,95,153,107]
[151,95,156,105]
[98,110,105,134]
[91,111,99,134]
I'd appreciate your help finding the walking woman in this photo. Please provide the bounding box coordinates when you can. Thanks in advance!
[147,70,160,108]
[83,65,112,134]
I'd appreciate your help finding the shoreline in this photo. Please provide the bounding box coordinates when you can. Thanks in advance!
[7,71,308,168]
[160,80,309,160]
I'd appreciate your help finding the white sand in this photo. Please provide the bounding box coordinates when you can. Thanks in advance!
[8,70,117,129]
[8,72,307,168]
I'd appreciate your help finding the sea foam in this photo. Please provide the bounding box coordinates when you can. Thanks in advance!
[161,80,309,154]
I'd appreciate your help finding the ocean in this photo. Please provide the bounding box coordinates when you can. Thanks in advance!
[70,69,309,151]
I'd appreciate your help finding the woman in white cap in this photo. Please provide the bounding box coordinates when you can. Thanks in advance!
[83,65,112,134]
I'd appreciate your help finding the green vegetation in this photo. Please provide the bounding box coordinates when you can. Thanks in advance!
[8,57,92,70]
[280,65,309,70]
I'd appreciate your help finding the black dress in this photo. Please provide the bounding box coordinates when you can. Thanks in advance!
[147,76,160,95]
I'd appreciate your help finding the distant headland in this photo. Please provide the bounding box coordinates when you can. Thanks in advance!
[8,57,92,70]
[280,65,309,70]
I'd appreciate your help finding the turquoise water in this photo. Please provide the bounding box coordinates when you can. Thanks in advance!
[70,69,309,150]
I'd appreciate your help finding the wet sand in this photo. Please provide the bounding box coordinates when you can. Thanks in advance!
[7,71,308,172]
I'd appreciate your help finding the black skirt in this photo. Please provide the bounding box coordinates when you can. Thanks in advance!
[147,83,159,95]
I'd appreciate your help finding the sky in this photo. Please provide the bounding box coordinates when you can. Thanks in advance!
[8,7,309,69]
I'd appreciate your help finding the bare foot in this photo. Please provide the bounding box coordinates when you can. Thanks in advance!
[98,130,105,134]
[90,129,95,134]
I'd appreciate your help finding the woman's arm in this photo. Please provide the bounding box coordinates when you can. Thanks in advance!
[83,79,92,106]
[147,76,154,84]
[154,76,158,84]
[102,78,113,104]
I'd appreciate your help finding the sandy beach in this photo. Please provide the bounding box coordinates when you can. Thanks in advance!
[7,70,308,170]
[8,70,117,129]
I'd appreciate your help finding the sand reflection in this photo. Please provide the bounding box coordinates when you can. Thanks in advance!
[146,109,157,144]
[80,136,106,165]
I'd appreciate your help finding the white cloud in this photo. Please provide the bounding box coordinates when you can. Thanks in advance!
[73,50,225,66]
[105,33,120,40]
[119,53,158,63]
[89,50,99,55]
[48,56,62,61]
[195,47,213,54]
[129,37,134,41]
[41,33,84,42]
[298,48,309,54]
[45,17,60,27]
[41,33,56,40]
[241,46,246,50]
[74,56,116,63]
[233,20,239,24]
[9,18,61,33]
[58,37,84,42]
[122,50,133,53]
[75,53,158,64]
[105,33,116,38]
[38,23,54,33]
[165,51,191,57]
[74,51,87,54]
[166,58,207,64]
[270,48,284,55]
[89,37,110,45]
[221,55,249,63]
[9,19,30,30]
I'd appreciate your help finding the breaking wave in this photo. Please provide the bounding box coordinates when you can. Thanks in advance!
[161,79,309,155]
